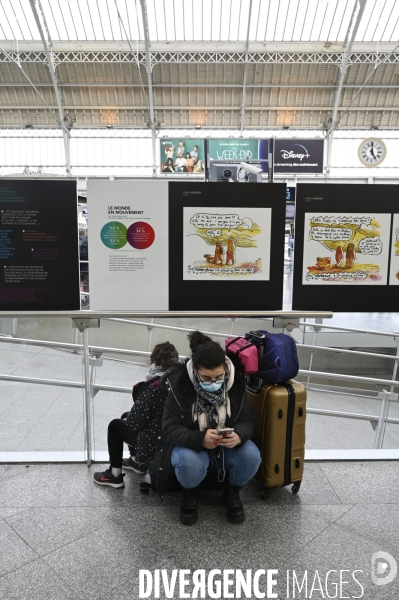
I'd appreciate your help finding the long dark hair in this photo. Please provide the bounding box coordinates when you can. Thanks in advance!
[188,331,226,370]
[150,341,179,370]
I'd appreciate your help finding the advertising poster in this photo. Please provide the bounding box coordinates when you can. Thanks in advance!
[159,138,205,174]
[302,213,391,285]
[183,207,271,281]
[274,139,324,173]
[0,179,79,310]
[208,139,269,172]
[87,180,168,310]
[389,213,399,285]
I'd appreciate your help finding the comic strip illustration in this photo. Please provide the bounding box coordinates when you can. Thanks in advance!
[389,213,399,285]
[183,207,271,281]
[302,213,391,285]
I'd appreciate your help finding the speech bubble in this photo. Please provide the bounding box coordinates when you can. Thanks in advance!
[311,215,371,226]
[310,227,352,242]
[359,237,382,255]
[206,229,222,238]
[190,213,243,230]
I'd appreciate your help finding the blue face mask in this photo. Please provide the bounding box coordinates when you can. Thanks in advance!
[199,380,224,392]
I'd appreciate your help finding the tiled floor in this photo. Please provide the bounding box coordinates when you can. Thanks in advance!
[0,462,398,599]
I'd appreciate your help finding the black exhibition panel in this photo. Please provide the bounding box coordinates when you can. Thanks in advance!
[293,183,399,312]
[0,179,80,310]
[168,181,286,311]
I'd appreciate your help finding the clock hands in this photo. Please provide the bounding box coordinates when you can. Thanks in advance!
[369,141,376,159]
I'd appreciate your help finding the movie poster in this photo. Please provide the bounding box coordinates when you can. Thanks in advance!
[183,207,272,281]
[389,213,399,285]
[302,212,391,285]
[87,180,169,310]
[159,139,205,174]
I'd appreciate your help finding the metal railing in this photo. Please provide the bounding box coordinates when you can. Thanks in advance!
[1,309,399,464]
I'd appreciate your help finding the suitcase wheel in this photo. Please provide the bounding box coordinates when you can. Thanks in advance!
[139,481,151,494]
[292,481,301,495]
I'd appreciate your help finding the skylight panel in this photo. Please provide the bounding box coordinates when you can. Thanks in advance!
[300,0,317,41]
[153,0,166,40]
[283,0,298,41]
[380,0,399,41]
[211,0,222,41]
[274,0,290,41]
[58,0,78,41]
[355,0,374,41]
[319,0,338,41]
[87,0,105,40]
[228,0,240,41]
[108,0,123,40]
[164,0,176,40]
[95,0,113,40]
[39,0,60,41]
[390,12,399,42]
[336,0,357,41]
[238,0,250,41]
[292,0,308,41]
[192,0,202,40]
[265,0,278,40]
[45,1,68,40]
[249,0,260,41]
[146,0,158,41]
[183,0,194,41]
[0,2,17,39]
[11,0,35,40]
[1,0,24,40]
[256,0,270,41]
[126,0,141,41]
[74,0,92,40]
[202,0,212,41]
[174,0,184,41]
[368,0,390,42]
[309,0,328,41]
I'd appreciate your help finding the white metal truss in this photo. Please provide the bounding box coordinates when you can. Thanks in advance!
[139,0,157,177]
[1,51,399,65]
[28,0,71,175]
[239,0,253,136]
[326,0,368,175]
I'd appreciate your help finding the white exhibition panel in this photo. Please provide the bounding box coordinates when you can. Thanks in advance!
[87,180,169,310]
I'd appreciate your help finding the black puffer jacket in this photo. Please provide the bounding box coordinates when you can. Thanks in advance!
[152,360,254,497]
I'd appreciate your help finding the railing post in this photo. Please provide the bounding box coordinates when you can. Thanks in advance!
[374,390,391,449]
[306,319,322,389]
[146,318,154,354]
[12,318,17,338]
[230,318,236,335]
[72,318,100,466]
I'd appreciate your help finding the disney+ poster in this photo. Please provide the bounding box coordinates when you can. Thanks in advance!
[159,139,205,174]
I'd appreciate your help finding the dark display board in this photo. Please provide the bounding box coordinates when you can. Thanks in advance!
[293,183,399,312]
[274,139,324,173]
[169,182,286,310]
[0,179,80,310]
[286,186,296,202]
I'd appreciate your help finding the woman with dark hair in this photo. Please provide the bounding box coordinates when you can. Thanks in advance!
[93,341,179,488]
[156,331,261,525]
[162,157,175,173]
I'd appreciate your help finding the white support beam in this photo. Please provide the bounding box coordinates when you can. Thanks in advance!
[139,0,157,178]
[239,0,253,136]
[28,0,71,175]
[325,0,368,176]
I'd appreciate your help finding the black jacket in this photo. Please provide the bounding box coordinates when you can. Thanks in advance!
[152,361,254,497]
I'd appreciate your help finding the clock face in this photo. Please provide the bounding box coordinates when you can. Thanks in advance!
[358,138,386,167]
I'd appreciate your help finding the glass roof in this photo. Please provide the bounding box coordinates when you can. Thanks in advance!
[0,0,398,43]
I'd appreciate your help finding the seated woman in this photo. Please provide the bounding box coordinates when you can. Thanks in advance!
[93,341,179,488]
[156,331,261,525]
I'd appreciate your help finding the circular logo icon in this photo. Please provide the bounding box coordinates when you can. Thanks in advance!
[100,221,127,249]
[127,222,155,250]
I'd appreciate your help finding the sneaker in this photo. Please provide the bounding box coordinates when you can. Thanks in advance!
[223,483,245,524]
[179,487,199,526]
[122,457,148,475]
[93,467,125,488]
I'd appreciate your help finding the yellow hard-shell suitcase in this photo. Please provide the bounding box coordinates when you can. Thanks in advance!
[246,379,306,494]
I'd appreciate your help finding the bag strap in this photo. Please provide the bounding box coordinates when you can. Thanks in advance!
[225,337,243,350]
[235,342,256,356]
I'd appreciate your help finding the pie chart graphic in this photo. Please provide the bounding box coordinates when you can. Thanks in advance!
[127,221,155,249]
[100,221,127,249]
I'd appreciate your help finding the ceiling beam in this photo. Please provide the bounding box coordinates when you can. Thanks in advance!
[139,0,157,177]
[326,0,368,175]
[0,83,397,89]
[239,0,253,136]
[28,0,71,175]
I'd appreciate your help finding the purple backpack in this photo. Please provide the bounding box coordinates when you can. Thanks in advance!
[245,330,299,384]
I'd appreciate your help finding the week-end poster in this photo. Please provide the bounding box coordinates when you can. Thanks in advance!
[87,180,168,310]
[183,207,272,281]
[389,213,399,285]
[302,213,391,285]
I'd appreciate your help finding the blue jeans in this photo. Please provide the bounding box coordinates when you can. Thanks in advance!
[171,440,261,489]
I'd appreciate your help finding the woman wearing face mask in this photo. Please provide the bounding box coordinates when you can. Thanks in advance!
[157,331,261,526]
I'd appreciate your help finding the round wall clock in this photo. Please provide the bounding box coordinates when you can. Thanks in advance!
[358,138,387,167]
